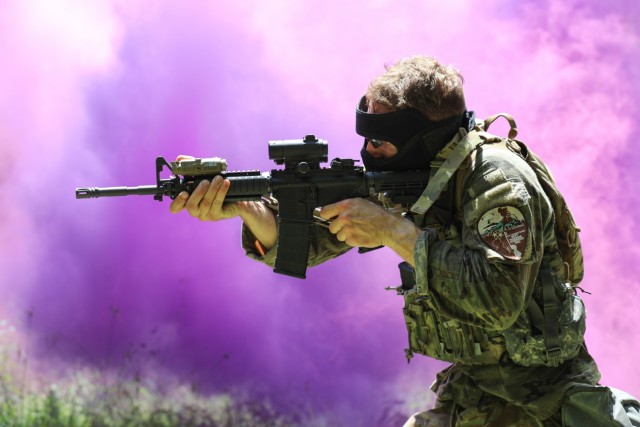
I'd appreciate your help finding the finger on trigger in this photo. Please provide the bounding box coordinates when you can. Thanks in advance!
[319,202,342,220]
[313,208,332,228]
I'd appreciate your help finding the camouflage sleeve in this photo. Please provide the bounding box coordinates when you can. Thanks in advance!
[241,222,353,268]
[414,148,549,330]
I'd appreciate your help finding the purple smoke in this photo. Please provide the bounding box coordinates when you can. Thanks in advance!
[1,0,639,425]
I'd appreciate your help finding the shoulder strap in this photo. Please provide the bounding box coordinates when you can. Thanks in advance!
[411,113,519,216]
[410,131,484,215]
[410,113,519,216]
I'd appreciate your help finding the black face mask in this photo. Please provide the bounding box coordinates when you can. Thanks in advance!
[355,96,474,171]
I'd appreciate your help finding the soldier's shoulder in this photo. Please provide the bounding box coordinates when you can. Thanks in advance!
[466,142,536,184]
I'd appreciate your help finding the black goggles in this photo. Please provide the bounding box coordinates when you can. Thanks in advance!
[356,96,476,149]
[355,96,432,150]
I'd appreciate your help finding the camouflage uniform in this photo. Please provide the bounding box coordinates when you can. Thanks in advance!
[242,125,640,426]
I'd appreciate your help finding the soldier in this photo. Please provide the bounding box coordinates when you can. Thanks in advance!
[170,56,640,426]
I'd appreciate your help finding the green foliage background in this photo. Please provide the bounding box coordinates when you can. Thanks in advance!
[0,321,302,427]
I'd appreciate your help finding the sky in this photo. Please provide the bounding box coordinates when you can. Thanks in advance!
[1,0,639,425]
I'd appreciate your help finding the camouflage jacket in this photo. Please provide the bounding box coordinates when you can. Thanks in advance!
[404,127,600,419]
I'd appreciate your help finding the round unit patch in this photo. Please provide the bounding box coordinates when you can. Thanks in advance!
[477,206,528,260]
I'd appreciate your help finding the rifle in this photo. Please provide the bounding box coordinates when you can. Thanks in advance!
[76,135,430,279]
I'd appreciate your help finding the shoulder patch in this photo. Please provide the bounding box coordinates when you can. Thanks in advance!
[477,206,528,260]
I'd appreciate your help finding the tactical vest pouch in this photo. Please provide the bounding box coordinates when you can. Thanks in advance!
[402,284,506,365]
[503,267,586,367]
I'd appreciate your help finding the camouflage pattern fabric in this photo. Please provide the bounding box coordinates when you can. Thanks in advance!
[403,126,640,425]
[403,376,640,426]
[404,127,586,363]
[400,129,600,423]
[561,385,640,426]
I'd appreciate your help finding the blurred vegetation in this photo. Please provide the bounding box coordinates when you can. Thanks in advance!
[0,368,299,427]
[0,319,299,427]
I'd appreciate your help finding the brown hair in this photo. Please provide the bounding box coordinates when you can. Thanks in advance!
[366,56,466,121]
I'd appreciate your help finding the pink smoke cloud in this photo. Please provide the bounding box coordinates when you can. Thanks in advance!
[0,0,638,424]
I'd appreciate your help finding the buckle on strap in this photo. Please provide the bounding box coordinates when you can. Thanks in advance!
[546,346,562,367]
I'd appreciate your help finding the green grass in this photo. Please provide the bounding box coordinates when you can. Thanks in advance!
[0,367,298,427]
[0,320,299,427]
[0,367,303,426]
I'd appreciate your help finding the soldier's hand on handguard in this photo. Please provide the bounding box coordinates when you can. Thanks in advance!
[169,156,241,221]
[319,198,421,266]
[169,155,278,250]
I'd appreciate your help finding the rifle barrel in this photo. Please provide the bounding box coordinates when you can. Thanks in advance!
[75,185,160,199]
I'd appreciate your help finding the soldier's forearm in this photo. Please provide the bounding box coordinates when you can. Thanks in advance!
[382,217,421,267]
[238,201,277,250]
